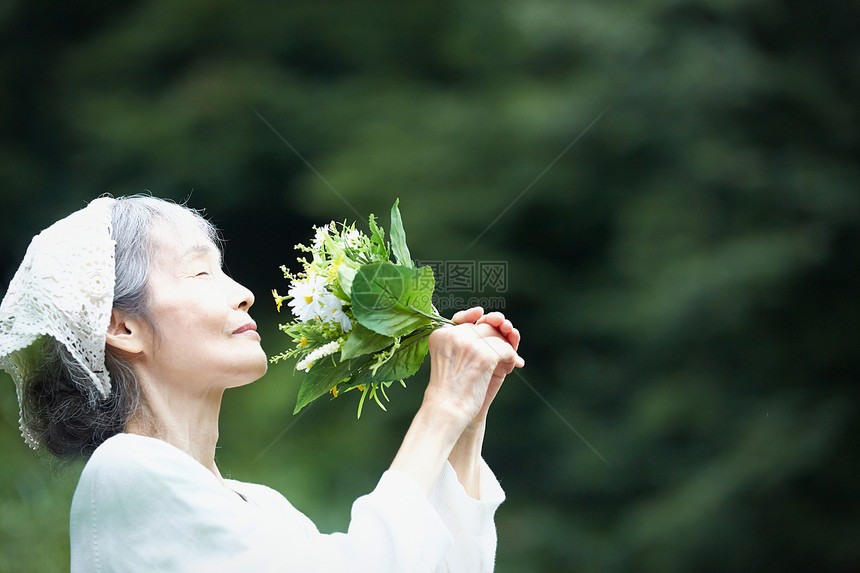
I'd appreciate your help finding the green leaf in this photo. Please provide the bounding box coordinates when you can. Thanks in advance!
[389,198,413,268]
[349,332,430,387]
[337,263,358,298]
[351,262,436,338]
[293,353,371,414]
[340,323,396,360]
[367,213,388,261]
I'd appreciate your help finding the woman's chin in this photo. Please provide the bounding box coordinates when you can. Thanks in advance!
[227,352,269,389]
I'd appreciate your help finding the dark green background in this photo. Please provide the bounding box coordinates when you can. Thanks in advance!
[1,1,857,571]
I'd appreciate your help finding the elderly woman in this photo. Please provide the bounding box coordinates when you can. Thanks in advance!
[0,196,523,572]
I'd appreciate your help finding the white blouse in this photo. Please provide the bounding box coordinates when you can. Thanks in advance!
[70,433,505,572]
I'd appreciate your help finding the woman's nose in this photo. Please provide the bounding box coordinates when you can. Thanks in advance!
[232,278,255,310]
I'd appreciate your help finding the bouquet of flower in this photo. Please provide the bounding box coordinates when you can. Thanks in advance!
[271,200,453,416]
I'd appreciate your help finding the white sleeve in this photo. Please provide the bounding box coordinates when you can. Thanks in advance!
[286,469,454,572]
[429,460,506,573]
[70,435,462,573]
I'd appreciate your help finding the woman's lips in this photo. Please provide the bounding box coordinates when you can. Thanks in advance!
[233,321,258,336]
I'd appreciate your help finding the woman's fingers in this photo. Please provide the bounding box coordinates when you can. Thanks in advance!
[476,311,504,325]
[456,322,525,368]
[495,321,519,352]
[508,328,520,352]
[475,311,521,352]
[448,307,525,367]
[452,306,484,325]
[426,318,525,426]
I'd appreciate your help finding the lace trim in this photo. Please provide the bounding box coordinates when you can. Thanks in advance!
[0,197,116,447]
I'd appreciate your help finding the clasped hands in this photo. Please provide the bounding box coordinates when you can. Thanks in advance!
[424,307,524,432]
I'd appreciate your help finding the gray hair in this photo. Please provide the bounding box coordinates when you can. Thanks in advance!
[22,196,220,459]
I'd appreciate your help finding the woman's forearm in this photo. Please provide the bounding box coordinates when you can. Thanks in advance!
[389,407,464,496]
[447,420,486,499]
[390,413,488,500]
[391,310,521,498]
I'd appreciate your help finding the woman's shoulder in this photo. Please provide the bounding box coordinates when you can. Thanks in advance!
[77,433,224,502]
[85,433,206,477]
[225,478,302,512]
[72,433,256,539]
[88,432,182,461]
[71,441,301,569]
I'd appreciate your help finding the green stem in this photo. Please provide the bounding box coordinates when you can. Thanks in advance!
[357,385,369,418]
[371,385,387,411]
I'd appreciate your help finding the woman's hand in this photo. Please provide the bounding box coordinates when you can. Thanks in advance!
[424,307,523,430]
[390,307,523,496]
[422,308,525,431]
[453,307,522,425]
[430,308,523,498]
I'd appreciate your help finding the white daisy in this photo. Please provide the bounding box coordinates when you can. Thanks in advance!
[319,293,353,332]
[312,223,334,250]
[343,228,362,249]
[287,273,328,322]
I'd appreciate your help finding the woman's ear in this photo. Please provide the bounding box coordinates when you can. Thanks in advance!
[106,309,147,355]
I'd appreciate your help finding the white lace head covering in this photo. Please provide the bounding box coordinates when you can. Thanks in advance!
[0,197,116,448]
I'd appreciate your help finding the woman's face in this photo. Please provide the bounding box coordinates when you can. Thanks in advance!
[139,223,267,392]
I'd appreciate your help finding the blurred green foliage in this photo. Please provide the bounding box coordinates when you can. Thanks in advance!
[1,0,858,571]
